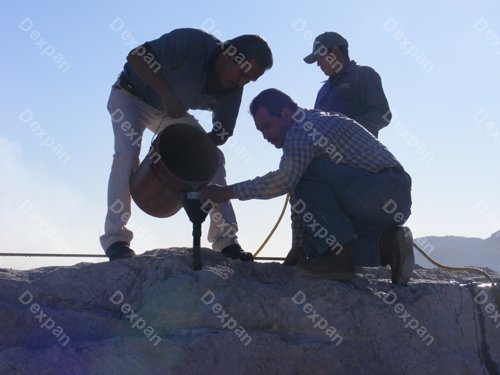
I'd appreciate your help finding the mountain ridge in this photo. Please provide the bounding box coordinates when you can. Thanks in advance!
[415,230,500,272]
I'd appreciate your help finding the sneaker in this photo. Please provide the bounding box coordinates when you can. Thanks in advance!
[221,244,254,262]
[106,241,136,261]
[298,242,354,281]
[379,226,414,285]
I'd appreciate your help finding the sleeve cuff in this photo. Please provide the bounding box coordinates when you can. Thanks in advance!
[232,181,252,201]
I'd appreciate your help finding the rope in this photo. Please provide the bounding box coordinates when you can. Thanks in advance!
[254,195,500,309]
[3,194,499,309]
[0,253,283,261]
[253,194,289,257]
[413,242,500,309]
[0,253,107,258]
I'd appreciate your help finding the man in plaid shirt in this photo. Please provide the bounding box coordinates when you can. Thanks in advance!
[201,89,414,285]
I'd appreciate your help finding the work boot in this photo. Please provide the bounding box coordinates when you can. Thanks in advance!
[221,244,254,262]
[379,226,414,285]
[106,241,136,261]
[298,241,355,281]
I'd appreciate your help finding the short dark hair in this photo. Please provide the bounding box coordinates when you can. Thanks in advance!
[249,88,298,117]
[223,35,273,71]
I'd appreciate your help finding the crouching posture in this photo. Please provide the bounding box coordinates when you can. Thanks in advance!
[201,89,414,285]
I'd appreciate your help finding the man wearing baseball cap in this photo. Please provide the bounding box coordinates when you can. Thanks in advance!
[304,32,391,137]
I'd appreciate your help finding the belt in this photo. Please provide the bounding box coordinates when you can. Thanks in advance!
[117,73,142,98]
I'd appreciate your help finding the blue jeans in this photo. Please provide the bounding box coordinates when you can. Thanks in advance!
[292,160,412,266]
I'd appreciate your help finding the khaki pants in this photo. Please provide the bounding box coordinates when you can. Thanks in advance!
[100,86,239,252]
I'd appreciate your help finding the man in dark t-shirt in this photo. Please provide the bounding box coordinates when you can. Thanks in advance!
[101,28,273,261]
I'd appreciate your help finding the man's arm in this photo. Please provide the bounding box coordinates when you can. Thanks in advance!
[127,44,186,118]
[352,67,391,136]
[201,125,315,202]
[207,89,243,146]
[199,185,235,203]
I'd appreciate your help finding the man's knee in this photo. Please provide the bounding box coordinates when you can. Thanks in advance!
[381,197,412,226]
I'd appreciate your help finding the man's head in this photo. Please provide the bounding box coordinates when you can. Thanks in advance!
[215,35,273,89]
[249,89,298,149]
[303,32,349,76]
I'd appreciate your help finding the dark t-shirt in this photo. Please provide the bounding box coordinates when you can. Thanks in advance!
[122,28,243,136]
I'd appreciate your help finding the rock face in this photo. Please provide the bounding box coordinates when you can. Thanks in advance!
[0,248,499,375]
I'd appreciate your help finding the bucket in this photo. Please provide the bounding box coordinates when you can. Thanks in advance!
[130,123,219,218]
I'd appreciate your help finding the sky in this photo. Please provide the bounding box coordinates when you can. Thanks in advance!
[1,1,499,270]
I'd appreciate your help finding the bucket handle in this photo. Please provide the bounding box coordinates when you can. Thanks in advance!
[151,123,162,145]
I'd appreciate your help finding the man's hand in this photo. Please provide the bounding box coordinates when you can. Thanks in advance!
[199,184,235,204]
[283,247,303,266]
[161,93,187,119]
[207,131,226,146]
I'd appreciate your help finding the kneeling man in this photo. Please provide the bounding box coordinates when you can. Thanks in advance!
[200,88,414,285]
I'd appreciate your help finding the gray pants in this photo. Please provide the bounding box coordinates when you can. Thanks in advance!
[100,86,239,252]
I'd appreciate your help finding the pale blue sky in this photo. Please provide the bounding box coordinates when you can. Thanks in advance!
[1,1,499,269]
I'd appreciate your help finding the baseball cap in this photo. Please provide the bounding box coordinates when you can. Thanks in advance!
[303,32,349,64]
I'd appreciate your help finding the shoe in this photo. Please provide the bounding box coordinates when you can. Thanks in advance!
[221,244,254,262]
[283,247,302,266]
[106,241,136,261]
[298,241,354,281]
[379,226,414,285]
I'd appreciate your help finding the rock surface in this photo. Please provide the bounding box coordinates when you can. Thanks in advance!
[0,248,499,375]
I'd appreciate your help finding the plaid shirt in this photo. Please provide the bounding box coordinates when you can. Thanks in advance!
[233,108,403,248]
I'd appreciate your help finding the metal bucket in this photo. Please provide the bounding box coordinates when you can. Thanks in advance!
[130,123,219,218]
